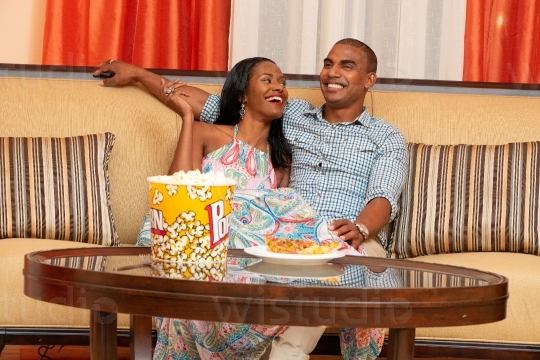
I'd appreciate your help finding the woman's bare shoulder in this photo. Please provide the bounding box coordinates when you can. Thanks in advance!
[194,122,234,156]
[195,122,234,139]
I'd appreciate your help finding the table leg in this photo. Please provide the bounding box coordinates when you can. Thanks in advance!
[90,310,118,360]
[386,328,415,360]
[130,315,153,360]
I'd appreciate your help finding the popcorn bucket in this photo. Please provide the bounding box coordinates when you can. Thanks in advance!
[147,171,235,263]
[150,260,227,281]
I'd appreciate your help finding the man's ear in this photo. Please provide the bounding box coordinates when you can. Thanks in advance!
[365,72,377,90]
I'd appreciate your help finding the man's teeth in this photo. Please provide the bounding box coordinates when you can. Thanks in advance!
[328,83,344,89]
[266,96,283,103]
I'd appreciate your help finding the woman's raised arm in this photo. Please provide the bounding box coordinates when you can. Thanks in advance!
[157,79,201,174]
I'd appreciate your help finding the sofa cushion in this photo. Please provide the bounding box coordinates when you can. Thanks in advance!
[410,252,540,344]
[0,133,118,246]
[391,142,540,259]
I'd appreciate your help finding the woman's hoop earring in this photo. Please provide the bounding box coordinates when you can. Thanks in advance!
[239,103,246,121]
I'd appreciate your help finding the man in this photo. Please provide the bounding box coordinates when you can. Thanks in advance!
[94,38,408,359]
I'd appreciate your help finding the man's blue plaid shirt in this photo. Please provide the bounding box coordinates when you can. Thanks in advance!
[201,95,408,248]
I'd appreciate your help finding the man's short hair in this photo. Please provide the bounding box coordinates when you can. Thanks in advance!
[335,38,377,73]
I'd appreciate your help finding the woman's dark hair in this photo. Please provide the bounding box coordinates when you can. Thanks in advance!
[215,57,291,169]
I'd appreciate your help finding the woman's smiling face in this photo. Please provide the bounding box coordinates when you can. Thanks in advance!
[243,60,288,122]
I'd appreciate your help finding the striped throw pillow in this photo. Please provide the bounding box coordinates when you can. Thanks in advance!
[391,142,540,259]
[0,133,118,246]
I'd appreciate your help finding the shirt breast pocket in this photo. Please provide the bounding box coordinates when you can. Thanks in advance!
[341,142,379,174]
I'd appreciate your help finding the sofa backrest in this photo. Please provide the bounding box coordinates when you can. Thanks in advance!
[370,90,540,145]
[0,77,181,245]
[2,76,538,247]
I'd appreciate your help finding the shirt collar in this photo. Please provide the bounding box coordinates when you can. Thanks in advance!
[304,104,372,126]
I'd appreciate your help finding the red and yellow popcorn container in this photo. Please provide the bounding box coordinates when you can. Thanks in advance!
[147,171,235,263]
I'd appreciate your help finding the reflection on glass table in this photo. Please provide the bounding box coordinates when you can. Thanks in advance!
[43,251,488,289]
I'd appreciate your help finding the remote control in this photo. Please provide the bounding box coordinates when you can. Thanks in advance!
[93,71,115,79]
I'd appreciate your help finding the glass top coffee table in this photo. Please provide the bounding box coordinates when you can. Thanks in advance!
[23,246,508,360]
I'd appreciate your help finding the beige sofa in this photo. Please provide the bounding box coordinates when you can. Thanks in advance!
[1,74,539,358]
[0,76,183,351]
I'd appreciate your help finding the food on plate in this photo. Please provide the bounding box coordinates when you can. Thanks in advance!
[265,237,340,255]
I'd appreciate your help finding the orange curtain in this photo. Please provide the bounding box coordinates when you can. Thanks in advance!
[463,0,540,83]
[42,0,231,71]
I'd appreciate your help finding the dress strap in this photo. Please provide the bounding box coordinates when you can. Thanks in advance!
[234,124,239,139]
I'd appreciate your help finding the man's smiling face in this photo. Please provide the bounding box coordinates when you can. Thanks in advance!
[319,44,375,110]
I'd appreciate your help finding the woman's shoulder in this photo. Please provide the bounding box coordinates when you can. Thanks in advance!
[194,121,231,131]
[195,122,234,137]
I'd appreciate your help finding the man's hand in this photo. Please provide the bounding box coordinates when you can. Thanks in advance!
[329,219,364,249]
[93,59,210,119]
[93,59,141,87]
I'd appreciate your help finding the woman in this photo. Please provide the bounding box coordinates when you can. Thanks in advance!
[153,57,291,360]
[163,57,290,189]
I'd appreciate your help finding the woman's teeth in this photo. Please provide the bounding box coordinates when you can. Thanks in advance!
[266,96,283,103]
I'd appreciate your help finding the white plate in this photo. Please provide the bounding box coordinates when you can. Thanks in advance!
[243,245,345,265]
[245,261,344,279]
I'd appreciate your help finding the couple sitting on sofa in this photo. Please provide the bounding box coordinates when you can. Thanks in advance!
[95,38,408,360]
